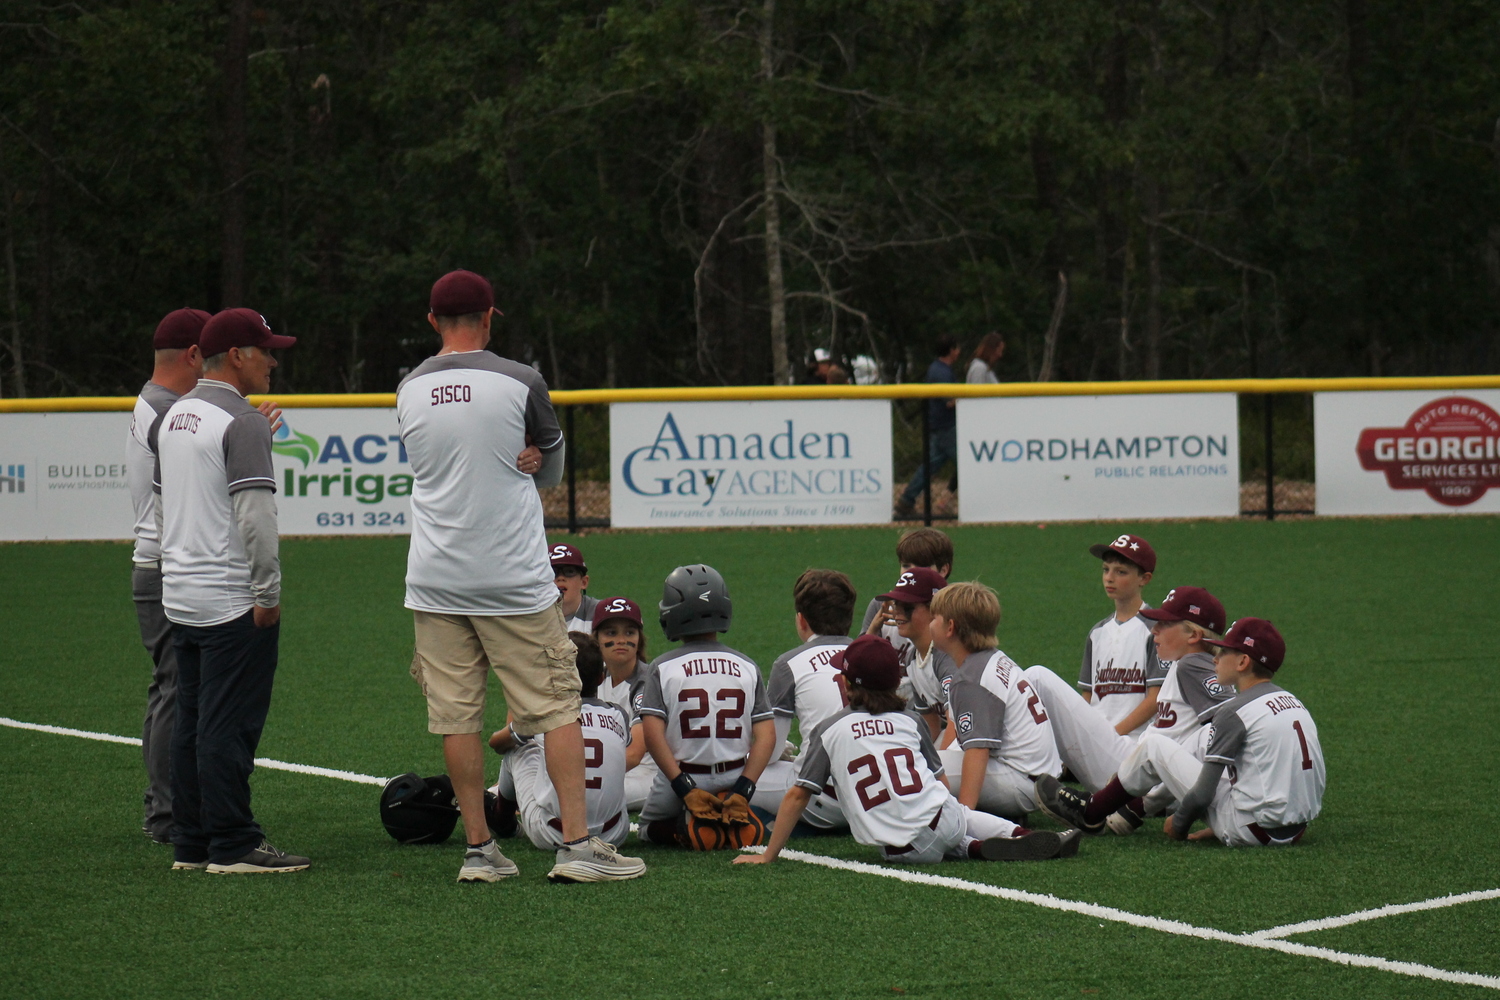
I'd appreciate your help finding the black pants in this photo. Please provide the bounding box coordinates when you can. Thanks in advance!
[169,610,279,863]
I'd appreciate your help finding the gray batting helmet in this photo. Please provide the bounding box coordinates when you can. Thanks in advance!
[659,564,732,640]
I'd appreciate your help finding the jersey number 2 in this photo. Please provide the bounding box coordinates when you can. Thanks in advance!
[847,748,924,811]
[1016,679,1048,725]
[583,738,604,790]
[679,688,746,740]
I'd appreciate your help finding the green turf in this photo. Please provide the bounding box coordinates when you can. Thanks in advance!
[3,518,1499,998]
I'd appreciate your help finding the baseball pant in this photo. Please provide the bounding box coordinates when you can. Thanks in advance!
[496,743,627,850]
[638,760,797,825]
[1023,665,1135,792]
[760,757,846,830]
[899,425,958,508]
[1139,725,1213,815]
[1118,734,1268,848]
[882,794,1020,864]
[169,610,279,864]
[937,749,1041,817]
[132,565,178,840]
[624,758,660,814]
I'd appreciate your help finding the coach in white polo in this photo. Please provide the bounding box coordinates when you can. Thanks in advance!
[397,270,643,884]
[153,308,309,874]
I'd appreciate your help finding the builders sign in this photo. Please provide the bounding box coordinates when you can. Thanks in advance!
[1315,390,1500,514]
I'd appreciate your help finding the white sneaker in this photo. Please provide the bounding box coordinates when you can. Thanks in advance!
[456,841,519,883]
[547,837,646,883]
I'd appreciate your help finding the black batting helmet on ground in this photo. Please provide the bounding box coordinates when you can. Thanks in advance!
[379,772,460,845]
[659,564,732,641]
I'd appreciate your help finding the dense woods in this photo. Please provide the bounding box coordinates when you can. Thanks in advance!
[1,0,1496,396]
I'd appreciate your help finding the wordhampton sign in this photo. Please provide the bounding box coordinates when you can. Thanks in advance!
[1315,390,1500,514]
[609,400,892,527]
[955,393,1240,522]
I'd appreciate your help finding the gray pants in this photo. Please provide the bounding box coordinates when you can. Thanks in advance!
[132,565,177,839]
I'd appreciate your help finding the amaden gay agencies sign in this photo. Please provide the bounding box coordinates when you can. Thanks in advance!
[609,400,892,527]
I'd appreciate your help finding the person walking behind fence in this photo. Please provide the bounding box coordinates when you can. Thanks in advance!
[895,336,962,519]
[966,333,1005,385]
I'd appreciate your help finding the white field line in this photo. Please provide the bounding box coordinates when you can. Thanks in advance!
[0,717,388,787]
[1251,887,1500,940]
[746,848,1500,992]
[8,716,1498,990]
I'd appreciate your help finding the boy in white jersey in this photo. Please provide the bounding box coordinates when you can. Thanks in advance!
[872,567,953,738]
[859,528,953,696]
[929,582,1063,818]
[766,569,856,829]
[551,543,599,633]
[1080,534,1164,736]
[735,635,1077,865]
[488,634,634,858]
[636,564,786,845]
[1026,586,1232,833]
[1038,618,1325,846]
[590,597,656,811]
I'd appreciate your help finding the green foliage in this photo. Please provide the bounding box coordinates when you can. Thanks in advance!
[1,1,1497,396]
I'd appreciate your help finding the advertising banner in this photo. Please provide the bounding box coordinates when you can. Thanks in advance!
[1315,390,1500,515]
[956,393,1240,522]
[609,400,892,527]
[0,407,414,541]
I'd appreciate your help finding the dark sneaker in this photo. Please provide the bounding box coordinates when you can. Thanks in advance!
[1056,828,1082,858]
[1106,802,1145,836]
[456,841,518,883]
[978,830,1066,861]
[206,840,310,874]
[1033,776,1105,835]
[548,837,646,883]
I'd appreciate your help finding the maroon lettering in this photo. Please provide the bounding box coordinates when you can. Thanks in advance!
[429,384,472,406]
[852,718,896,739]
[1153,701,1179,729]
[678,688,710,739]
[167,413,201,434]
[848,754,892,811]
[1292,720,1313,770]
[1017,679,1048,725]
[583,738,604,790]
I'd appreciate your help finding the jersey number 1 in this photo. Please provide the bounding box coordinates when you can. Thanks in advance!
[1291,720,1313,771]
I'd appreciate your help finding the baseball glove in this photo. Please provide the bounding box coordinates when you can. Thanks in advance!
[683,787,723,820]
[676,799,766,851]
[718,792,766,848]
[720,791,751,825]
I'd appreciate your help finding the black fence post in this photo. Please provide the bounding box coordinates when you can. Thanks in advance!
[1264,393,1276,521]
[921,400,933,527]
[566,405,578,534]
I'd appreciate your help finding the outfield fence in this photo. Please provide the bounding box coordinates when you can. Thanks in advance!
[2,375,1498,538]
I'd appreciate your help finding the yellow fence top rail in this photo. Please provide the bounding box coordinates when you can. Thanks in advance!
[2,374,1498,412]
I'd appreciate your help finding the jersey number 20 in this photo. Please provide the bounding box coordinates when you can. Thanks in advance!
[848,748,923,811]
[678,688,747,740]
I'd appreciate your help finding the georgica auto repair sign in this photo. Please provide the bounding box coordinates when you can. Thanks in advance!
[1355,396,1500,507]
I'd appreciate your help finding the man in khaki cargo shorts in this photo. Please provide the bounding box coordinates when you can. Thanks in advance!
[396,270,645,884]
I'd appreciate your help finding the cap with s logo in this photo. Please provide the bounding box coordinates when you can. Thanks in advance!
[199,308,297,357]
[1088,533,1156,573]
[877,566,948,604]
[1202,617,1285,673]
[549,544,586,571]
[1139,586,1225,632]
[591,596,642,631]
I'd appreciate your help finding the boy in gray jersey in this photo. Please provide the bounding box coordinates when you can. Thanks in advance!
[859,528,953,700]
[1038,618,1326,846]
[550,543,599,632]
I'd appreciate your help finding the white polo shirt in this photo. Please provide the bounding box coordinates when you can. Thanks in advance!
[127,381,180,568]
[152,380,277,626]
[397,351,563,616]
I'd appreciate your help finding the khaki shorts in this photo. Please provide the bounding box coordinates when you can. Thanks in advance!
[410,604,581,736]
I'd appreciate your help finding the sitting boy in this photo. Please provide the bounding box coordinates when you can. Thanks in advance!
[1081,534,1164,736]
[860,528,953,693]
[487,634,641,872]
[872,567,952,738]
[590,596,657,812]
[635,564,789,845]
[735,635,1077,866]
[928,582,1063,818]
[1036,618,1326,846]
[551,543,598,632]
[767,569,857,829]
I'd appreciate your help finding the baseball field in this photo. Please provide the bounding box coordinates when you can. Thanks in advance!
[3,517,1498,999]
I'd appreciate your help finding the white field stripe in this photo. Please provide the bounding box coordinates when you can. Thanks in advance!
[746,848,1500,992]
[1251,887,1500,940]
[0,717,388,787]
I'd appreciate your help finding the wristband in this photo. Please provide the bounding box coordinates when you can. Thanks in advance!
[730,775,756,800]
[670,773,698,799]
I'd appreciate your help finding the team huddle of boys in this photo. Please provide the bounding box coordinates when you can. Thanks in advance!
[479,528,1328,867]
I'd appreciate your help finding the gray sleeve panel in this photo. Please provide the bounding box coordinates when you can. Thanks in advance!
[949,677,1006,750]
[1176,654,1233,718]
[767,656,796,716]
[932,649,956,684]
[859,597,882,634]
[523,373,565,453]
[1144,632,1167,685]
[913,713,944,775]
[533,442,565,488]
[637,661,667,719]
[232,487,281,606]
[749,671,774,722]
[577,595,599,623]
[397,351,564,451]
[907,689,934,714]
[1170,759,1225,831]
[141,381,179,418]
[224,411,276,494]
[793,715,842,790]
[1079,631,1096,688]
[1203,707,1249,764]
[148,409,168,491]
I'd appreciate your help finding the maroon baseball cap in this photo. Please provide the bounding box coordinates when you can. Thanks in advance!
[831,634,902,691]
[592,596,643,632]
[429,270,502,317]
[549,543,587,571]
[1089,533,1156,573]
[153,308,211,350]
[199,308,296,357]
[877,567,947,605]
[1202,617,1285,672]
[1140,586,1226,633]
